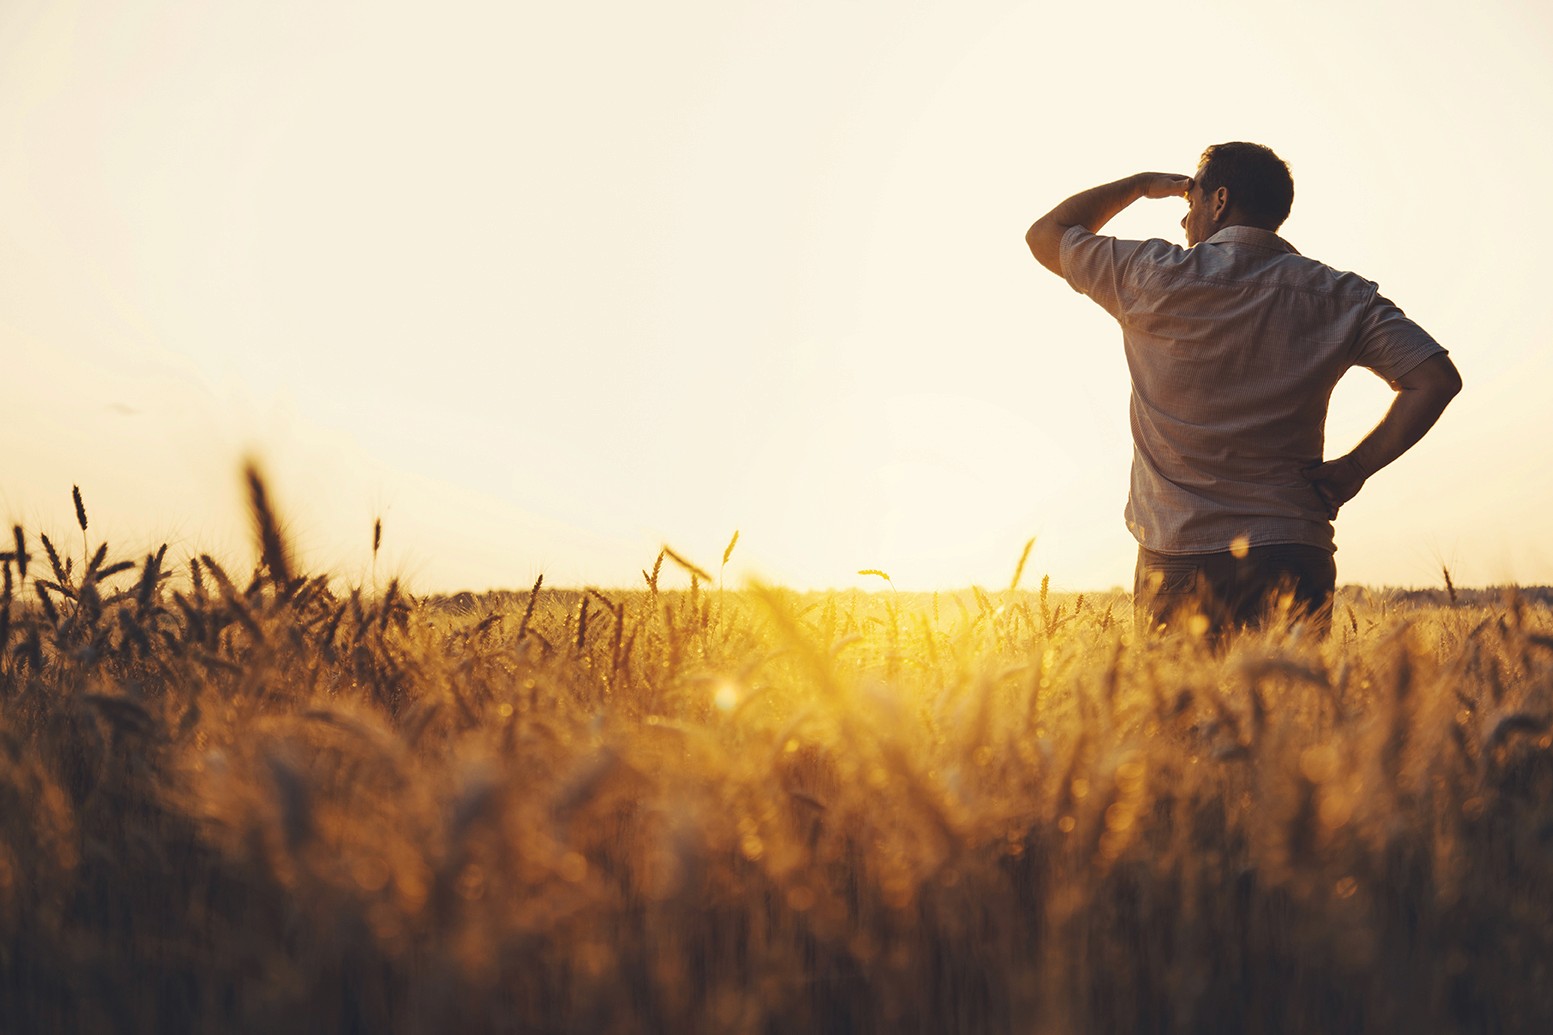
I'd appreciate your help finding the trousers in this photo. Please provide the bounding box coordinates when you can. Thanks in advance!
[1134,542,1336,638]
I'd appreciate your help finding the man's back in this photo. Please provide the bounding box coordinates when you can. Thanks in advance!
[1059,223,1444,555]
[1025,146,1460,635]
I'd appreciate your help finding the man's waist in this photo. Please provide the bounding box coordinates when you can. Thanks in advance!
[1125,486,1335,555]
[1132,525,1336,556]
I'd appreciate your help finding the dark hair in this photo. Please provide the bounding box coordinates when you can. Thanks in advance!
[1197,142,1294,230]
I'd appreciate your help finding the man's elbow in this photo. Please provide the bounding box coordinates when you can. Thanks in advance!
[1427,356,1464,405]
[1026,219,1064,277]
[1396,353,1463,402]
[1440,358,1464,398]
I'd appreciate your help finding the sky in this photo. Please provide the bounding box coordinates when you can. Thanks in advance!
[2,0,1550,593]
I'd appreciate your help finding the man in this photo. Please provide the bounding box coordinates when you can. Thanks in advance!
[1025,142,1461,637]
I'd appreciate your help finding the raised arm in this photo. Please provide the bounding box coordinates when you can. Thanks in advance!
[1302,352,1464,517]
[1025,172,1191,277]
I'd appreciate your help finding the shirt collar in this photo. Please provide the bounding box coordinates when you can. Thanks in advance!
[1203,225,1299,255]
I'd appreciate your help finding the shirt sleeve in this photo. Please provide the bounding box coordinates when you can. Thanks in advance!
[1058,225,1163,321]
[1352,293,1446,384]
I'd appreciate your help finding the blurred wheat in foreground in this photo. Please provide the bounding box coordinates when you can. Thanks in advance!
[2,483,1552,1034]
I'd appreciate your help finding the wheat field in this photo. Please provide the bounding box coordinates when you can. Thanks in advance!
[2,480,1551,1034]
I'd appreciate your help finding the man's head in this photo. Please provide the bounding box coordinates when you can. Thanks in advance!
[1182,142,1294,246]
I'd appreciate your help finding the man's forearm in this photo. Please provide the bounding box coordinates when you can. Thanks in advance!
[1042,174,1151,236]
[1025,175,1147,276]
[1347,383,1458,479]
[1304,353,1461,515]
[1026,171,1188,277]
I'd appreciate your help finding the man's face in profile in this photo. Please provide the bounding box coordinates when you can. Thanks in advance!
[1180,169,1217,247]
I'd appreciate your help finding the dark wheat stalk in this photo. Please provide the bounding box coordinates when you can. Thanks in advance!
[519,573,543,641]
[371,517,382,593]
[379,579,400,633]
[199,553,236,599]
[0,560,11,656]
[40,533,67,587]
[663,546,713,584]
[84,543,108,582]
[137,545,169,613]
[34,581,59,627]
[72,485,88,561]
[11,526,27,582]
[245,463,293,588]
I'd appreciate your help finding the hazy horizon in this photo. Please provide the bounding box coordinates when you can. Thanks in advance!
[4,0,1549,594]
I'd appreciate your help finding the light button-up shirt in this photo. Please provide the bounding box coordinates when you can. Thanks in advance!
[1060,223,1445,555]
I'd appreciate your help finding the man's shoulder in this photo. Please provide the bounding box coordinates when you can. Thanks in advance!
[1059,227,1190,304]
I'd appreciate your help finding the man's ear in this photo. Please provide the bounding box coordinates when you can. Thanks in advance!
[1211,186,1230,221]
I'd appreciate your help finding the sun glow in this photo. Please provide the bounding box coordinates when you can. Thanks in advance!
[2,0,1550,591]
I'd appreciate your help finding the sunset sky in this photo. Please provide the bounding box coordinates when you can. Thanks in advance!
[2,0,1549,593]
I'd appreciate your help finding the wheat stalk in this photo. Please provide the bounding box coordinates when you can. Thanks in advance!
[244,462,293,588]
[519,573,543,641]
[11,525,27,582]
[858,569,896,594]
[72,484,89,561]
[1009,537,1035,593]
[663,546,712,584]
